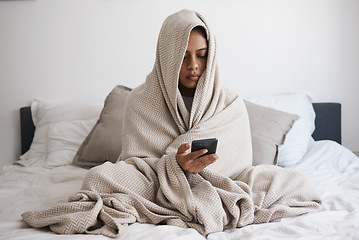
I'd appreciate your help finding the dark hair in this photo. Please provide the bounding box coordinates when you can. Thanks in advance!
[192,26,207,40]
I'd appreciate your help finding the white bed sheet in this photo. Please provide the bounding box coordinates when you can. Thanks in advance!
[0,140,358,240]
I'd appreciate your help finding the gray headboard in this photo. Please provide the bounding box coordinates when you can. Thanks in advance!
[19,103,342,155]
[312,102,341,144]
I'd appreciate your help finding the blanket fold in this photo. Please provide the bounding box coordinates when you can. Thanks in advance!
[22,159,320,237]
[22,9,321,237]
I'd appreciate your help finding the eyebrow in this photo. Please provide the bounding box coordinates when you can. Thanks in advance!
[196,48,207,52]
[185,48,208,54]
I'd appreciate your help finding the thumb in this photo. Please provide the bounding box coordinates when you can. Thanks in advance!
[177,143,191,154]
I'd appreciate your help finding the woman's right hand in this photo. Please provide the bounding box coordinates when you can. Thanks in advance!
[176,143,218,174]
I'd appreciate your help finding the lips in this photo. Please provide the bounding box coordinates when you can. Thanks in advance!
[187,74,200,81]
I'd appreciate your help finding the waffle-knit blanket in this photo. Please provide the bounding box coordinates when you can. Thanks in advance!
[22,9,321,237]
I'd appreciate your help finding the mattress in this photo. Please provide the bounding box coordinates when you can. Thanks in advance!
[1,139,358,240]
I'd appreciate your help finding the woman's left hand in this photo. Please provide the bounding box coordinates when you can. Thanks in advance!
[176,143,218,174]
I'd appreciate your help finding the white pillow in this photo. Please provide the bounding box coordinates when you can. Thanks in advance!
[247,92,316,167]
[46,119,97,168]
[19,99,102,167]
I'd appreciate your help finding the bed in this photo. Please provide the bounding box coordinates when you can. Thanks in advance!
[0,89,358,240]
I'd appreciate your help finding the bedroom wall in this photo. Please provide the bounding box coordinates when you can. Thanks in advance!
[0,0,358,168]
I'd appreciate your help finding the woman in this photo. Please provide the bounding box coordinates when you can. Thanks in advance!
[119,9,253,179]
[176,26,219,174]
[22,9,320,238]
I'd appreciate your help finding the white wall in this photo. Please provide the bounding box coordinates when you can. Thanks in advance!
[0,0,358,167]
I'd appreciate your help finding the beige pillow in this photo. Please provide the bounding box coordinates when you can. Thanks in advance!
[73,85,131,167]
[245,100,299,166]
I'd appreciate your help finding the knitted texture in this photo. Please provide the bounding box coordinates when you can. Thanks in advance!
[22,9,321,238]
[120,9,252,178]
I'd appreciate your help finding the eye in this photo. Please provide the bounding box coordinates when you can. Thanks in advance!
[197,53,207,59]
[197,49,208,59]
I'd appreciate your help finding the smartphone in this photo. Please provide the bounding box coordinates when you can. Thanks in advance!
[191,138,218,156]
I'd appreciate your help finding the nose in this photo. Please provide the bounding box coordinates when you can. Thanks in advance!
[188,56,198,71]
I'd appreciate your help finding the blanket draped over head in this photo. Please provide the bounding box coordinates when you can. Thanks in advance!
[22,9,321,238]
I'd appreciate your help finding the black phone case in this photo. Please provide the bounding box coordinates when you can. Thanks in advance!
[191,138,218,155]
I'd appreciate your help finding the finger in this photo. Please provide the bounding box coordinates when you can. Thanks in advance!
[187,148,208,160]
[177,143,191,154]
[188,155,218,174]
[179,150,208,172]
[196,154,218,166]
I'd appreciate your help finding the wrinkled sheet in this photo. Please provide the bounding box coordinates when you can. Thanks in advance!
[1,140,358,240]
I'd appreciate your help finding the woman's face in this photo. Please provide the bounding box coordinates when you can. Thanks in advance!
[179,29,208,90]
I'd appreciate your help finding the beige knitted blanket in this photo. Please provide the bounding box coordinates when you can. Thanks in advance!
[22,10,321,237]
